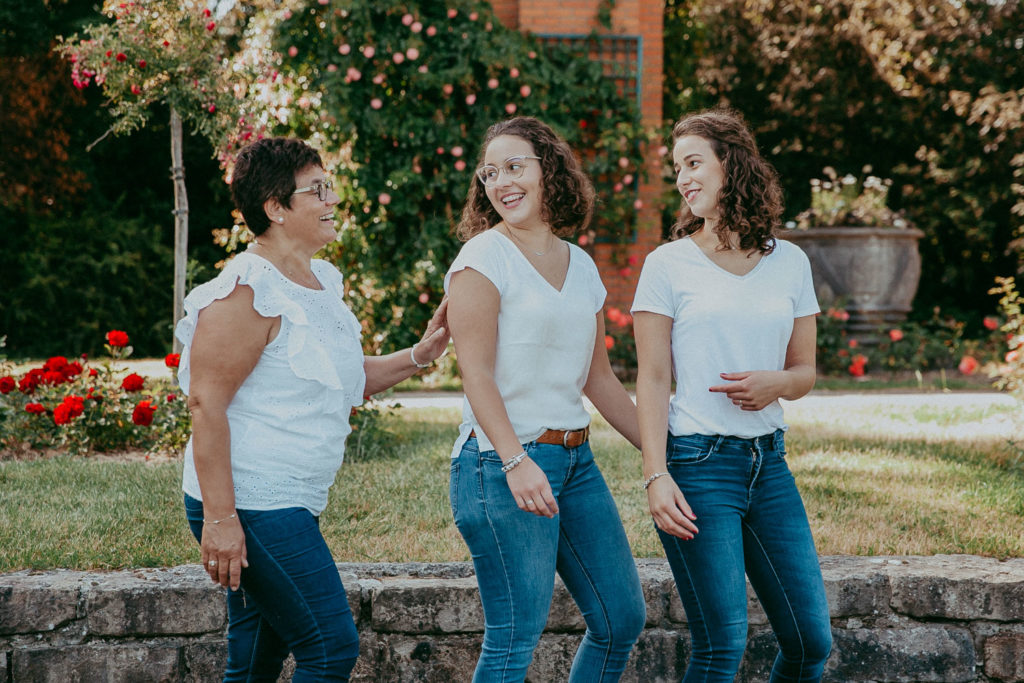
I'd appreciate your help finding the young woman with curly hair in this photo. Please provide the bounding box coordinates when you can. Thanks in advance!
[445,116,646,681]
[632,108,833,681]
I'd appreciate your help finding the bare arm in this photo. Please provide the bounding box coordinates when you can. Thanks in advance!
[634,311,698,539]
[363,298,449,396]
[583,313,640,449]
[708,314,818,409]
[187,284,276,589]
[447,268,558,518]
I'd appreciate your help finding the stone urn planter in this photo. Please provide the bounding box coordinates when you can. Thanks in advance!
[779,226,926,340]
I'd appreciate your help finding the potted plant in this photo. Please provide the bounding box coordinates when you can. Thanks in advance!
[780,167,925,343]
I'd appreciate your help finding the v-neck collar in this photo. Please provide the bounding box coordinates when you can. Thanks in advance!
[684,236,767,280]
[493,229,572,293]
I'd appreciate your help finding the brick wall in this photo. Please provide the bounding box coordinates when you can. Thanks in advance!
[492,0,666,311]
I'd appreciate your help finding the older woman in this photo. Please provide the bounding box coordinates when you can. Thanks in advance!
[176,137,448,682]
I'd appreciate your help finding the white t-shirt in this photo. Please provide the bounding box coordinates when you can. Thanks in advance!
[444,229,606,456]
[176,251,367,515]
[631,236,819,438]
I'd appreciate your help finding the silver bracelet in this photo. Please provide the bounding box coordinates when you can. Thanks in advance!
[501,451,528,473]
[642,472,670,490]
[409,343,432,369]
[203,512,237,525]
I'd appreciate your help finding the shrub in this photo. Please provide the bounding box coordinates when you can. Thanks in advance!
[0,331,189,456]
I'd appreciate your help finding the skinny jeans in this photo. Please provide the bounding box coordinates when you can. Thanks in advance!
[185,494,359,682]
[451,438,646,682]
[657,431,832,682]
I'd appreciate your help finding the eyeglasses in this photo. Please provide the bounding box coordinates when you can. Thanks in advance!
[475,156,541,186]
[292,179,334,202]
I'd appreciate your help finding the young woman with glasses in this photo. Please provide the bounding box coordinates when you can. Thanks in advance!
[444,117,646,681]
[632,108,832,680]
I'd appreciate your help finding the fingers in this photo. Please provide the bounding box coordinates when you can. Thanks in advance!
[648,480,699,539]
[508,460,559,517]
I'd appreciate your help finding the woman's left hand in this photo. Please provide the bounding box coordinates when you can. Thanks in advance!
[415,296,451,363]
[708,371,783,411]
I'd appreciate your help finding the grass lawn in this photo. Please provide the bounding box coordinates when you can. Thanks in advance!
[1,393,1022,571]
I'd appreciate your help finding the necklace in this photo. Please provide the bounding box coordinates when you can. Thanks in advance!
[504,224,555,256]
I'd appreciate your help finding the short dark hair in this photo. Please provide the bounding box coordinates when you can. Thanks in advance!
[456,117,595,241]
[230,138,323,236]
[671,108,782,254]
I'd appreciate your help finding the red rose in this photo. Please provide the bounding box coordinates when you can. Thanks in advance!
[605,335,614,350]
[166,393,177,402]
[888,329,904,342]
[121,373,145,391]
[983,316,999,331]
[61,361,83,381]
[25,403,46,415]
[42,370,66,386]
[53,403,73,425]
[60,395,85,420]
[132,400,157,426]
[958,355,979,375]
[19,369,43,393]
[606,307,623,325]
[848,362,866,377]
[89,368,98,378]
[164,353,180,368]
[0,376,14,394]
[43,356,69,372]
[106,330,129,347]
[116,52,127,62]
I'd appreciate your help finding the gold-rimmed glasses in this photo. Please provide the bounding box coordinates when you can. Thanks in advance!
[475,156,541,186]
[292,179,334,201]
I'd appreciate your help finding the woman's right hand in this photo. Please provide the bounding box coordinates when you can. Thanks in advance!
[506,457,559,518]
[647,476,699,539]
[201,518,248,590]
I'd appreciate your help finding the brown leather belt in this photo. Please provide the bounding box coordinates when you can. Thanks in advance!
[469,426,590,449]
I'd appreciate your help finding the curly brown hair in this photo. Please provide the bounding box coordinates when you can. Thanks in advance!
[670,108,782,254]
[455,117,595,242]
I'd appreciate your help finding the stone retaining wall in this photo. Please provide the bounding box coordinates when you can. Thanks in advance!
[2,555,1023,682]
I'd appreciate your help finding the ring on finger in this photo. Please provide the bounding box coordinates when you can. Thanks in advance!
[526,499,535,506]
[208,560,217,568]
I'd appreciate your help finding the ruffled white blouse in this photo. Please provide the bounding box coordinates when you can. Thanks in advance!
[175,251,366,515]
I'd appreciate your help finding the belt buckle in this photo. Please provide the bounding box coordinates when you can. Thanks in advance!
[562,430,572,448]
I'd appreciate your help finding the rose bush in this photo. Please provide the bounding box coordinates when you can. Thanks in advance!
[0,331,190,456]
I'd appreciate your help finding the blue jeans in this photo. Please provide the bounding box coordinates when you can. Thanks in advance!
[184,495,359,682]
[658,431,832,682]
[450,438,646,682]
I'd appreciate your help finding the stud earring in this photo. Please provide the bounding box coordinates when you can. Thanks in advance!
[276,217,284,223]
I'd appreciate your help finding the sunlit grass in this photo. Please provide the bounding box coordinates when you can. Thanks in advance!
[2,395,1022,571]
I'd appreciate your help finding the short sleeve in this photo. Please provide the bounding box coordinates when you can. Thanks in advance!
[570,244,607,314]
[444,231,508,295]
[790,244,821,318]
[631,248,676,318]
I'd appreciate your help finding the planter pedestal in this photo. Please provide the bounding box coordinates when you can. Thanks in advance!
[780,227,925,342]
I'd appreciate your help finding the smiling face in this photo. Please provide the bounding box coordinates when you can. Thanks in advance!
[673,134,726,229]
[482,134,545,230]
[280,164,340,248]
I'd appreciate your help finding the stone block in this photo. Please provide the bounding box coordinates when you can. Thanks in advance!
[0,570,81,635]
[820,557,891,617]
[181,639,226,682]
[636,561,675,627]
[529,632,583,680]
[352,632,483,682]
[12,642,182,682]
[371,577,483,633]
[85,568,225,636]
[827,627,976,682]
[546,578,585,630]
[623,628,690,683]
[889,555,1024,621]
[663,577,766,626]
[985,633,1024,682]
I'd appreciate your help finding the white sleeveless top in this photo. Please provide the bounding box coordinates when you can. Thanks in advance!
[176,251,366,514]
[444,229,606,456]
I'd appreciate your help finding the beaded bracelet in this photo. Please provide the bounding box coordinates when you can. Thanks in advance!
[501,451,528,473]
[642,472,670,490]
[204,512,237,525]
[410,343,432,369]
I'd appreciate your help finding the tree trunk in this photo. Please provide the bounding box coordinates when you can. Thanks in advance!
[170,108,188,354]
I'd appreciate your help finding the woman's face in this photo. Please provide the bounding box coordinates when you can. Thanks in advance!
[481,134,545,230]
[673,134,725,224]
[283,164,340,247]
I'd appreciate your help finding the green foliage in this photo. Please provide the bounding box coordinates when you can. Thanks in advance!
[989,276,1024,398]
[663,0,1024,324]
[0,340,189,456]
[793,167,909,230]
[273,0,649,351]
[0,201,176,358]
